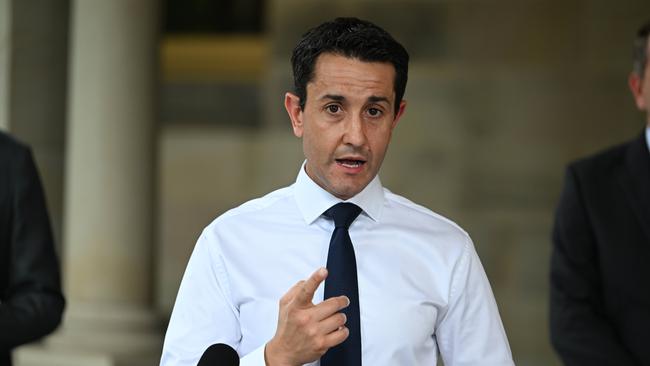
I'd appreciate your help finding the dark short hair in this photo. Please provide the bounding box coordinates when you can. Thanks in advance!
[632,20,650,77]
[290,17,409,116]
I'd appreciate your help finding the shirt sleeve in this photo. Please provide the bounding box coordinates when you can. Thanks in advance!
[435,236,514,366]
[160,227,268,366]
[0,144,65,349]
[239,344,266,366]
[549,166,638,365]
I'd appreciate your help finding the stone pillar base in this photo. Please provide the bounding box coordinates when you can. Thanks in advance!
[14,303,163,366]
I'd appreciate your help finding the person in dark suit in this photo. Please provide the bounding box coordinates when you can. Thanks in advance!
[550,20,650,365]
[0,132,65,366]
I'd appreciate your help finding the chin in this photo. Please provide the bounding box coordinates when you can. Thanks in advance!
[329,176,371,198]
[335,186,363,200]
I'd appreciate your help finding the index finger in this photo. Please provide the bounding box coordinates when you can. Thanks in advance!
[294,267,328,305]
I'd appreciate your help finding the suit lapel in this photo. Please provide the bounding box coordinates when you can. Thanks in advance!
[618,132,650,243]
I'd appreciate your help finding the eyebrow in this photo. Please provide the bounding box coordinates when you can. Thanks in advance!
[320,94,345,102]
[319,94,390,104]
[367,96,390,104]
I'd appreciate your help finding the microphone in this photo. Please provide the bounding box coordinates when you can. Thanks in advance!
[197,343,240,366]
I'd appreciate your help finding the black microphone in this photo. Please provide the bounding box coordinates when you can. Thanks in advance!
[197,343,239,366]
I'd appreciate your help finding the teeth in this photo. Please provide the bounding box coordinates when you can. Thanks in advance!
[340,160,361,168]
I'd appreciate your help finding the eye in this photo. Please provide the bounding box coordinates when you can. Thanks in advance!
[367,107,382,117]
[326,104,341,114]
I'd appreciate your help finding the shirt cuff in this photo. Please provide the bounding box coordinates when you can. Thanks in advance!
[240,343,267,366]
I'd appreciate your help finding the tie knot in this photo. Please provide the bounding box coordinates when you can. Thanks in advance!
[325,202,362,229]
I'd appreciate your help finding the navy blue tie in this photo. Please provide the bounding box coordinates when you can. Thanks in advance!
[321,202,363,366]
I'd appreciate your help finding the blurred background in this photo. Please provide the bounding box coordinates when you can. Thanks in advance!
[2,0,650,365]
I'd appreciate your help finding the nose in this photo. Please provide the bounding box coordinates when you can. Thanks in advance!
[342,114,367,147]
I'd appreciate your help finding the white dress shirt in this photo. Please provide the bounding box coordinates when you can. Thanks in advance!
[161,164,514,366]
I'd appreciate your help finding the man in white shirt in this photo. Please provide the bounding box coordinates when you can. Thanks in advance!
[161,17,514,366]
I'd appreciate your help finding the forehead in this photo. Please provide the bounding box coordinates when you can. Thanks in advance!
[308,53,396,99]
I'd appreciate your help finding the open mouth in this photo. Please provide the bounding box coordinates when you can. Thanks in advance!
[336,159,366,168]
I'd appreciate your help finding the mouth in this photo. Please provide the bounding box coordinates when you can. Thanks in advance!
[335,158,367,169]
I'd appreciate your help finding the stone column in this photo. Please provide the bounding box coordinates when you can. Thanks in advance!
[64,0,158,310]
[15,1,162,365]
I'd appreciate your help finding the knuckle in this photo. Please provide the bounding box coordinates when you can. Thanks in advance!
[335,326,348,342]
[306,325,318,338]
[341,326,350,338]
[295,280,306,291]
[299,286,309,297]
[295,312,310,327]
[298,285,311,298]
[313,338,327,353]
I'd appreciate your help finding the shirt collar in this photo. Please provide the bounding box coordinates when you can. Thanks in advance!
[293,161,385,225]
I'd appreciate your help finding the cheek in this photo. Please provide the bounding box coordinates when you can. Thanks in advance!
[369,130,393,156]
[302,135,317,160]
[302,127,329,161]
[311,126,340,153]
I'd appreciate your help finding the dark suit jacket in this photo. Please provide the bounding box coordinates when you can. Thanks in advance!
[550,131,650,365]
[0,132,65,366]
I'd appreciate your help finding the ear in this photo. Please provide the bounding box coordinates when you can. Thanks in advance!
[628,72,647,110]
[285,92,304,137]
[390,100,408,129]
